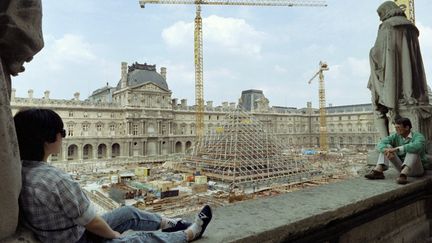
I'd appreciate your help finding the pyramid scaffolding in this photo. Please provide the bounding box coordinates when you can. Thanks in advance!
[177,108,318,191]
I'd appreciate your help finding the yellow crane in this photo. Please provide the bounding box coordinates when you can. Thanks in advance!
[394,0,415,23]
[139,0,327,141]
[308,61,329,152]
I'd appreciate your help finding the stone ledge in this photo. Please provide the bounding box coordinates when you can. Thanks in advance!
[194,170,432,243]
[4,171,432,243]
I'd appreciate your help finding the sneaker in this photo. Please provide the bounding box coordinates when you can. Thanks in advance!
[396,174,408,185]
[162,219,192,232]
[364,170,385,180]
[196,205,212,239]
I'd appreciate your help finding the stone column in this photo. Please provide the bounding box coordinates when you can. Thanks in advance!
[62,143,68,161]
[0,60,21,238]
[78,143,83,161]
[107,144,112,159]
[93,144,98,160]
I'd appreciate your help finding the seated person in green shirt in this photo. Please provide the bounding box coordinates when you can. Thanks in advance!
[365,117,427,184]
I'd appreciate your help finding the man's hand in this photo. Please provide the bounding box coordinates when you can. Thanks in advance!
[384,148,398,160]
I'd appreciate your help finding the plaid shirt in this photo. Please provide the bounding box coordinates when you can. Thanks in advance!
[20,160,96,243]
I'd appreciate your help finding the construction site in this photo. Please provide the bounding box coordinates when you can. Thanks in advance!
[71,108,369,218]
[54,0,415,221]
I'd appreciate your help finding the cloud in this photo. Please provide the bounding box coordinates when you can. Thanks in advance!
[274,65,288,73]
[418,22,432,49]
[51,34,96,62]
[162,15,266,57]
[36,34,97,71]
[161,21,193,48]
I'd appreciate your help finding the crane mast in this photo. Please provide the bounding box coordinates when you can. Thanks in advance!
[139,0,327,143]
[394,0,415,23]
[308,61,329,152]
[194,5,204,139]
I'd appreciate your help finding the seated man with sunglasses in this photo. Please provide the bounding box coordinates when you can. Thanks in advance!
[14,108,212,243]
[365,117,427,184]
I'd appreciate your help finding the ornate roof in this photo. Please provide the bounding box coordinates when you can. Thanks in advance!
[116,62,168,90]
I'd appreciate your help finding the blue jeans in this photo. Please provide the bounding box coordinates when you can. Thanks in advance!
[78,206,188,243]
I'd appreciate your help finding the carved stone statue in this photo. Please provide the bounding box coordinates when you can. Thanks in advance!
[367,1,429,138]
[0,0,43,239]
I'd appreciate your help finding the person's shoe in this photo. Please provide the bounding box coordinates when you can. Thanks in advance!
[364,170,385,180]
[162,219,192,232]
[192,205,212,240]
[397,174,408,185]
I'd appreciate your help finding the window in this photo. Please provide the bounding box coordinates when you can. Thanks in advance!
[68,111,74,117]
[67,124,74,136]
[110,124,115,131]
[68,147,74,157]
[83,112,88,118]
[50,153,58,161]
[133,124,138,135]
[367,123,374,132]
[97,124,102,131]
[110,113,115,118]
[82,124,89,131]
[97,112,102,118]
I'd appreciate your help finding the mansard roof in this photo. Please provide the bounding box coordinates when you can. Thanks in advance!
[116,62,169,90]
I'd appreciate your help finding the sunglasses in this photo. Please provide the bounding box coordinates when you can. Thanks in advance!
[60,129,66,138]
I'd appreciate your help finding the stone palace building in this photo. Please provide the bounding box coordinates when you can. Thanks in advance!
[11,62,380,167]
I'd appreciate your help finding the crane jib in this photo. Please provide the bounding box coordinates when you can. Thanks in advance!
[140,0,327,7]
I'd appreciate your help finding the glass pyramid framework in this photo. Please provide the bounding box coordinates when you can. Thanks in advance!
[178,108,316,191]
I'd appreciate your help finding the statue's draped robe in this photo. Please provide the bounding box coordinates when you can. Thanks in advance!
[368,3,428,114]
[0,0,43,239]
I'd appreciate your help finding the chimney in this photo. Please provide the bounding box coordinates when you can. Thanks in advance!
[11,88,16,101]
[181,99,187,108]
[229,102,236,109]
[172,98,178,106]
[28,89,33,99]
[44,90,50,100]
[74,92,80,101]
[121,62,128,88]
[160,67,167,80]
[206,101,213,109]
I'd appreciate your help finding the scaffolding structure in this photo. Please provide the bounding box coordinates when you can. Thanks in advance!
[177,108,317,192]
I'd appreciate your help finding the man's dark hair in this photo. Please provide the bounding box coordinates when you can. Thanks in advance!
[14,108,64,161]
[394,117,412,129]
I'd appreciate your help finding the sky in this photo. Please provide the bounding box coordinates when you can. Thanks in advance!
[12,0,432,109]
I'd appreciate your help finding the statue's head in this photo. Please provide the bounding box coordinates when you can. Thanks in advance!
[377,1,405,21]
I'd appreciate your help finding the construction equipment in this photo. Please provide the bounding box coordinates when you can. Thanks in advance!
[394,0,415,23]
[139,0,327,142]
[308,61,329,152]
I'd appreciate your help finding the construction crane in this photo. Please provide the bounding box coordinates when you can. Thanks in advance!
[308,61,329,152]
[139,0,327,142]
[394,0,415,23]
